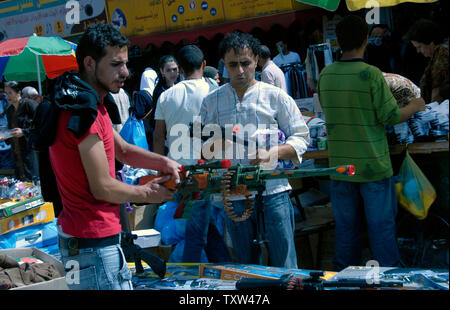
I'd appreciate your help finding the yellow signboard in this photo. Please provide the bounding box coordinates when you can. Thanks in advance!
[106,0,166,37]
[163,0,225,32]
[223,0,293,21]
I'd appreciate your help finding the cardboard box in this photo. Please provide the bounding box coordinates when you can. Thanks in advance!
[199,264,337,282]
[0,247,68,290]
[132,228,161,248]
[0,202,54,235]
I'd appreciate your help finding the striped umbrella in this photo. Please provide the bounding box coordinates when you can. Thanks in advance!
[296,0,438,11]
[0,34,78,94]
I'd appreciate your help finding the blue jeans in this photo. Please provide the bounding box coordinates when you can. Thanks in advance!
[59,242,133,290]
[330,178,401,271]
[182,200,232,263]
[224,191,298,269]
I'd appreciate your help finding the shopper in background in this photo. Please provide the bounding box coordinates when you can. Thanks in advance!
[152,55,179,109]
[406,19,449,103]
[153,45,230,263]
[0,81,39,182]
[258,44,287,92]
[318,15,426,271]
[273,40,301,67]
[203,66,220,86]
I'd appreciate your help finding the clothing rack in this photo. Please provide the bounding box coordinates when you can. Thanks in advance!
[278,62,312,99]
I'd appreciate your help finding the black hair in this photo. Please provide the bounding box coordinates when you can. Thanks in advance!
[176,45,204,77]
[76,23,130,74]
[369,24,389,36]
[159,55,178,70]
[219,32,261,60]
[405,19,443,45]
[4,81,21,93]
[203,66,218,79]
[259,45,271,60]
[336,15,368,52]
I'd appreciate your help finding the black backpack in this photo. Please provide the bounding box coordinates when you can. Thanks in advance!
[30,97,64,217]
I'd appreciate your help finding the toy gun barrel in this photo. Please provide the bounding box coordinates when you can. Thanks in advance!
[259,165,355,180]
[181,159,231,173]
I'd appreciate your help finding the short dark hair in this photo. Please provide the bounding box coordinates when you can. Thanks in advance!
[259,45,271,60]
[405,19,443,45]
[76,23,130,74]
[336,15,368,52]
[4,81,20,93]
[203,66,218,79]
[176,45,204,76]
[369,24,389,36]
[219,32,261,60]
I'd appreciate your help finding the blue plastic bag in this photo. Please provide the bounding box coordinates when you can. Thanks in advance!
[119,113,149,150]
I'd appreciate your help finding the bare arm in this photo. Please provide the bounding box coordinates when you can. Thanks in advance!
[153,120,166,156]
[79,133,174,204]
[113,129,180,183]
[398,97,426,123]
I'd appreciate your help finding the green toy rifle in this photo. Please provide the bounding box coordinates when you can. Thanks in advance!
[140,159,355,221]
[140,160,355,265]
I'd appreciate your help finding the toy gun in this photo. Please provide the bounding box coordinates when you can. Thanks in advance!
[139,159,355,222]
[120,231,166,278]
[236,271,404,290]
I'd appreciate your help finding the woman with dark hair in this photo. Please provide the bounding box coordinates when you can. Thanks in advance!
[152,55,179,106]
[0,81,39,181]
[406,19,449,103]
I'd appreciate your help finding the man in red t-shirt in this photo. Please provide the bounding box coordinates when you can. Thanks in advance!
[50,24,181,290]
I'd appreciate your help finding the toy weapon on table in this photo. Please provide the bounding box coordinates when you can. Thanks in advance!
[235,271,404,290]
[139,159,355,222]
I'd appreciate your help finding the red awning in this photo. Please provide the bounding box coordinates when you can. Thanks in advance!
[129,9,322,48]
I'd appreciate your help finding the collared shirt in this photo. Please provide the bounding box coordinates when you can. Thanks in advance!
[200,82,310,196]
[261,60,287,92]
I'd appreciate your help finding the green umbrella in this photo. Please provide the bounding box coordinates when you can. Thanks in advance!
[0,34,78,94]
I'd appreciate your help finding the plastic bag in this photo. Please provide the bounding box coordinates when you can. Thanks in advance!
[395,151,436,220]
[119,113,149,150]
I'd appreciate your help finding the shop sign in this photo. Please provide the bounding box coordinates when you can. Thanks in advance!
[163,0,225,32]
[0,0,107,42]
[106,0,166,37]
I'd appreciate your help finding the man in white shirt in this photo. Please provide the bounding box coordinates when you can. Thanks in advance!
[273,40,301,67]
[154,45,231,263]
[200,32,310,268]
[139,67,158,95]
[258,45,287,92]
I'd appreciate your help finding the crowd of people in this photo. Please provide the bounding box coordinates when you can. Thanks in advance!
[0,11,447,290]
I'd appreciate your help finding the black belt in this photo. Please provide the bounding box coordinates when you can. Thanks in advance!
[58,234,120,256]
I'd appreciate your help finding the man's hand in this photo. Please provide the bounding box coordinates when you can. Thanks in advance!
[159,157,183,184]
[139,175,175,203]
[409,97,426,113]
[249,147,278,170]
[10,128,23,138]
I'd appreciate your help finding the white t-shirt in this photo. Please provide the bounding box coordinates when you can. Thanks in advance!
[273,51,301,67]
[140,67,158,95]
[154,77,217,165]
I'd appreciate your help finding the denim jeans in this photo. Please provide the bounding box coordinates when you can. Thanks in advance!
[330,177,401,271]
[182,200,232,263]
[224,191,298,269]
[59,243,133,290]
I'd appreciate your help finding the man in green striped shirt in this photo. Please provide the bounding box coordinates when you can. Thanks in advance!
[318,15,425,271]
